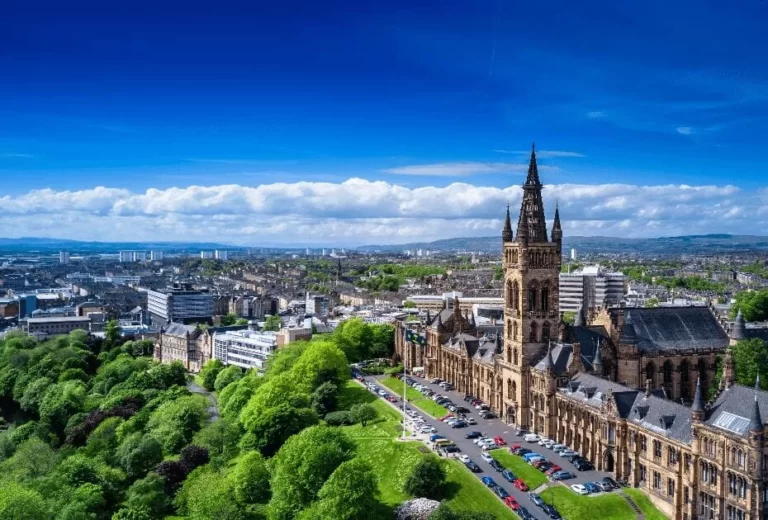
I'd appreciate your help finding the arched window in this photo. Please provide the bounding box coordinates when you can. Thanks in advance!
[528,285,537,312]
[511,380,517,400]
[513,348,519,365]
[680,359,690,399]
[513,321,518,339]
[512,281,520,310]
[529,322,538,343]
[645,362,656,388]
[506,280,514,308]
[507,320,513,339]
[542,322,551,342]
[512,250,518,263]
[541,283,550,311]
[506,346,511,363]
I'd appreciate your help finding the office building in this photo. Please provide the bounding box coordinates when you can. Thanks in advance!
[212,329,278,370]
[559,265,625,313]
[214,250,228,261]
[59,251,70,264]
[146,284,215,325]
[23,316,91,335]
[305,292,329,317]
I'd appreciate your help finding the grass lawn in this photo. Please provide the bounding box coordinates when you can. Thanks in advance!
[541,486,637,520]
[489,449,548,489]
[341,380,515,519]
[379,376,448,417]
[623,488,668,520]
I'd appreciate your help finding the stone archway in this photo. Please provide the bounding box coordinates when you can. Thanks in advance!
[507,406,516,426]
[604,450,615,472]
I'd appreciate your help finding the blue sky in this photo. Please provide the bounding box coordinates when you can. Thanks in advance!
[0,0,767,244]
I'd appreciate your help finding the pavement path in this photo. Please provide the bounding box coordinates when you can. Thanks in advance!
[187,380,219,422]
[364,374,620,520]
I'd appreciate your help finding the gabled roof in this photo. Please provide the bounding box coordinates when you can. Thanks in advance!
[612,307,728,352]
[628,391,693,444]
[164,322,201,338]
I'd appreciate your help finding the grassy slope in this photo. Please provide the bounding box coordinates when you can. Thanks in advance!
[541,486,637,520]
[489,449,548,489]
[378,376,448,417]
[339,381,515,519]
[623,488,668,520]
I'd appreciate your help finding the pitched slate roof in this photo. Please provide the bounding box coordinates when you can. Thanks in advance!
[706,384,768,438]
[561,373,639,415]
[164,322,200,337]
[613,307,728,353]
[628,391,693,444]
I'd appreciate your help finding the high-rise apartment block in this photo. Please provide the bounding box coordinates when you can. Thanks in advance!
[59,251,70,264]
[214,250,228,261]
[146,283,215,325]
[559,265,625,313]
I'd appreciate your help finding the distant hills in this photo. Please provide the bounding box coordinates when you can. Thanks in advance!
[358,234,768,254]
[0,237,239,253]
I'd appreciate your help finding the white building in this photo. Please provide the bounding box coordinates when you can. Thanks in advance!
[150,251,164,261]
[119,251,134,263]
[214,250,228,261]
[305,292,329,317]
[119,250,148,262]
[570,248,578,260]
[200,251,214,259]
[59,251,70,264]
[213,329,277,369]
[146,284,214,325]
[559,265,625,313]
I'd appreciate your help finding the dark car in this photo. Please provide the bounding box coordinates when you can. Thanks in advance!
[542,504,562,519]
[451,420,467,428]
[516,429,529,437]
[601,477,619,489]
[565,453,582,463]
[463,395,473,402]
[481,476,497,487]
[518,506,536,520]
[465,431,483,439]
[584,482,600,493]
[456,406,470,414]
[465,461,482,473]
[489,459,503,472]
[517,448,532,457]
[493,485,510,499]
[574,460,594,471]
[501,469,517,482]
[443,446,461,454]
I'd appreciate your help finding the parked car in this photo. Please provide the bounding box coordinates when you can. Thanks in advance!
[465,461,481,473]
[597,480,614,492]
[489,459,503,472]
[465,431,482,439]
[458,454,470,463]
[602,476,620,489]
[543,439,556,449]
[504,496,520,510]
[429,434,445,442]
[515,429,529,437]
[537,437,550,446]
[456,406,470,414]
[584,482,600,493]
[481,452,494,463]
[443,445,460,454]
[514,479,529,491]
[501,469,516,482]
[481,476,497,487]
[542,504,562,519]
[518,507,536,520]
[551,470,574,481]
[551,443,565,451]
[528,493,544,507]
[517,448,532,457]
[466,417,477,425]
[544,465,562,475]
[494,436,507,446]
[522,452,543,462]
[524,433,540,442]
[451,420,467,428]
[479,410,496,419]
[481,443,499,451]
[573,459,594,471]
[571,484,588,495]
[493,485,510,499]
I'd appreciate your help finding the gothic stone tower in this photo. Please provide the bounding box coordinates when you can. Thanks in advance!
[500,145,562,430]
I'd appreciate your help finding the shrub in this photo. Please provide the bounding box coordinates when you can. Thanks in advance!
[324,411,354,426]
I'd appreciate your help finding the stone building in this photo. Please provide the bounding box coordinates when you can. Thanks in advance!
[153,322,213,373]
[394,145,763,519]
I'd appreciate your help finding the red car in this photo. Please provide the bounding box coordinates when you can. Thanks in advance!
[514,479,529,491]
[504,497,520,510]
[533,459,549,469]
[510,444,522,453]
[438,414,453,421]
[545,465,562,475]
[494,436,507,446]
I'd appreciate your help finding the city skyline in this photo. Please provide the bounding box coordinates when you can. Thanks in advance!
[1,1,767,244]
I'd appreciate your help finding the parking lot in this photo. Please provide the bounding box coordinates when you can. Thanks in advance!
[360,372,621,520]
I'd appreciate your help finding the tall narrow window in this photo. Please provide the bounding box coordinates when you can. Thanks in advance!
[529,322,538,343]
[541,286,549,311]
[528,288,537,311]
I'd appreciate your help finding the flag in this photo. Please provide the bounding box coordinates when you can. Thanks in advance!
[405,329,426,346]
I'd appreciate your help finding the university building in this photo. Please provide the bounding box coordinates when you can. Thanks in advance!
[395,146,766,520]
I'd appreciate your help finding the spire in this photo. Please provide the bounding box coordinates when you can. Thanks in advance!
[592,339,603,374]
[691,376,705,414]
[542,341,554,371]
[516,143,549,243]
[470,312,476,328]
[436,312,443,331]
[425,310,431,324]
[502,205,513,242]
[552,203,562,242]
[730,309,747,341]
[574,301,586,327]
[749,375,763,433]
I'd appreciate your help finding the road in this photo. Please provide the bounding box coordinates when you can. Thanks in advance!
[187,380,219,422]
[365,374,616,520]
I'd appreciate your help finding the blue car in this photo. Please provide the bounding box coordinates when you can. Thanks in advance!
[429,434,445,442]
[501,469,517,482]
[523,452,542,462]
[584,482,600,493]
[493,485,510,499]
[481,476,497,487]
[551,470,575,481]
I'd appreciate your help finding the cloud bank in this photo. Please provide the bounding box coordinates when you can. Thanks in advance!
[0,179,763,246]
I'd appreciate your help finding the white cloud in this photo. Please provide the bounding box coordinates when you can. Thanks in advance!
[492,150,585,158]
[0,180,763,246]
[1,153,34,158]
[587,111,606,119]
[380,162,532,176]
[676,126,694,135]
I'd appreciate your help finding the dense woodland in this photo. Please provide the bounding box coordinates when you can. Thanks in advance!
[0,318,405,520]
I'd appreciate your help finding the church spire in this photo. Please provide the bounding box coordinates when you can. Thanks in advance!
[502,205,513,242]
[552,203,562,243]
[516,143,549,243]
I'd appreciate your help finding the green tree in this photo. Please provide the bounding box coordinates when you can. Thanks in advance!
[350,403,377,426]
[146,394,209,453]
[403,457,446,499]
[0,436,58,481]
[229,451,271,505]
[122,473,168,518]
[214,365,243,392]
[175,465,245,520]
[310,381,338,416]
[268,426,354,520]
[39,380,87,439]
[200,359,225,391]
[105,319,121,350]
[116,432,164,478]
[221,313,239,326]
[0,482,49,519]
[731,290,768,322]
[403,300,416,308]
[263,315,282,332]
[299,458,379,520]
[289,340,349,393]
[645,297,660,308]
[731,338,768,388]
[193,416,243,463]
[243,402,318,457]
[112,506,154,520]
[561,311,575,325]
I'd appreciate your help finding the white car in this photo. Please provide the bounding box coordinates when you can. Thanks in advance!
[543,440,556,449]
[481,452,494,463]
[481,443,499,451]
[571,484,588,495]
[459,454,471,463]
[466,417,477,425]
[474,437,490,446]
[524,433,540,443]
[538,437,550,446]
[552,443,565,451]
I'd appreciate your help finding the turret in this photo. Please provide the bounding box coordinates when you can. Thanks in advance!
[691,376,705,421]
[592,339,603,376]
[542,342,555,372]
[516,143,548,243]
[574,301,586,327]
[721,347,735,389]
[552,203,562,249]
[502,205,513,242]
[730,309,747,346]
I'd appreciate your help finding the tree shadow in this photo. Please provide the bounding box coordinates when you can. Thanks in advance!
[436,481,462,502]
[369,498,398,520]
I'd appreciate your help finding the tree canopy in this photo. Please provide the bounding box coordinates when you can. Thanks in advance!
[731,290,768,322]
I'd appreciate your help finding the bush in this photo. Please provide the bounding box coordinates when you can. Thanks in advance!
[403,458,446,499]
[351,403,377,426]
[324,411,355,426]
